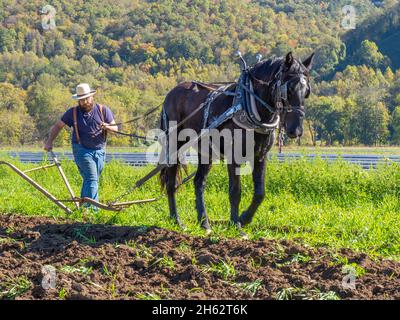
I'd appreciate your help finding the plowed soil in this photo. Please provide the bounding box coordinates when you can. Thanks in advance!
[0,214,399,300]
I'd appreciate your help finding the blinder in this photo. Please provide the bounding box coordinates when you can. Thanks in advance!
[275,73,308,117]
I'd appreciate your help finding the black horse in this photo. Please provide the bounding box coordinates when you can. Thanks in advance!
[159,52,314,233]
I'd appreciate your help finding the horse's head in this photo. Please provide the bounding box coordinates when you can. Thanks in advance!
[250,52,314,139]
[278,52,314,138]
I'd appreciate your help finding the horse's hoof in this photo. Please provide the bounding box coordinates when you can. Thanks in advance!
[239,211,252,227]
[179,224,187,231]
[170,216,186,230]
[240,231,249,240]
[200,219,211,232]
[233,221,248,239]
[177,221,186,230]
[205,228,212,236]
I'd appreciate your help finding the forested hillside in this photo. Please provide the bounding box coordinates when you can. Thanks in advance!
[0,0,399,147]
[344,1,400,69]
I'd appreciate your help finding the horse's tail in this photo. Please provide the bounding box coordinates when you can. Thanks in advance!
[159,166,168,193]
[176,163,188,188]
[159,163,189,193]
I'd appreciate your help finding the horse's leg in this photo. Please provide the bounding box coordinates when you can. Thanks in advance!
[239,159,266,226]
[227,163,242,229]
[194,162,212,233]
[165,165,185,229]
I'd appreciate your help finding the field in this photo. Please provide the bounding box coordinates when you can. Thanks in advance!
[0,154,400,299]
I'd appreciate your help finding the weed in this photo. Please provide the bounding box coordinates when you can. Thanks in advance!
[0,237,17,245]
[58,288,68,300]
[203,260,236,280]
[102,265,112,277]
[156,283,170,296]
[290,253,311,264]
[276,287,340,300]
[263,245,287,261]
[237,280,263,297]
[135,292,162,300]
[132,242,153,260]
[249,257,263,269]
[209,235,221,244]
[0,276,32,299]
[176,242,193,255]
[108,273,118,298]
[343,263,367,277]
[329,253,349,266]
[60,259,93,275]
[72,226,96,245]
[5,227,15,235]
[150,255,175,271]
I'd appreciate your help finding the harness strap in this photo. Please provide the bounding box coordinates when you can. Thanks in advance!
[202,85,233,129]
[73,106,80,144]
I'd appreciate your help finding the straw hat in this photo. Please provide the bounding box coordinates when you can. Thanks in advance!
[72,83,96,100]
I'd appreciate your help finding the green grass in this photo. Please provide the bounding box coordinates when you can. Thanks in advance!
[276,287,341,300]
[237,280,263,297]
[202,260,237,280]
[0,155,400,260]
[58,288,68,300]
[0,276,32,300]
[150,255,176,271]
[135,292,162,300]
[60,259,94,275]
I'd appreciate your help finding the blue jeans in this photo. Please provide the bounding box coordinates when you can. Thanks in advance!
[72,144,105,209]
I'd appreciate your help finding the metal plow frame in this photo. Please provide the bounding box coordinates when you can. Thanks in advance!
[0,151,158,214]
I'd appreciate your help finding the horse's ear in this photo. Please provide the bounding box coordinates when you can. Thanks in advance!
[285,52,294,67]
[302,52,315,70]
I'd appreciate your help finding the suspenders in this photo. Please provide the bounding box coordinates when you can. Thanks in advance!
[73,106,81,144]
[73,104,106,145]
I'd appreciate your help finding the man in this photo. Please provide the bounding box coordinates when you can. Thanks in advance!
[44,83,118,209]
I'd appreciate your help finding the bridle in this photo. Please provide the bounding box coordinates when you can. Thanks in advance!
[250,61,310,115]
[248,60,311,152]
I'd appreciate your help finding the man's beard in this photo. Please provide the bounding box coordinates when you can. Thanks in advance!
[79,101,94,112]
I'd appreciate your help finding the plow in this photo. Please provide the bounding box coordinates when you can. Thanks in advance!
[0,151,164,214]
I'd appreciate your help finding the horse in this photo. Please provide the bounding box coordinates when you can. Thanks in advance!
[159,52,314,233]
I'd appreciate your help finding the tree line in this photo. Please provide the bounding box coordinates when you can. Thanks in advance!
[0,0,399,147]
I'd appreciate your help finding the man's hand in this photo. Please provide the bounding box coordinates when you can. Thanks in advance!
[44,141,53,152]
[101,121,118,133]
[44,120,65,152]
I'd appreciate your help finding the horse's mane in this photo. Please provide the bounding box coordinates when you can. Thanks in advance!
[251,56,308,83]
